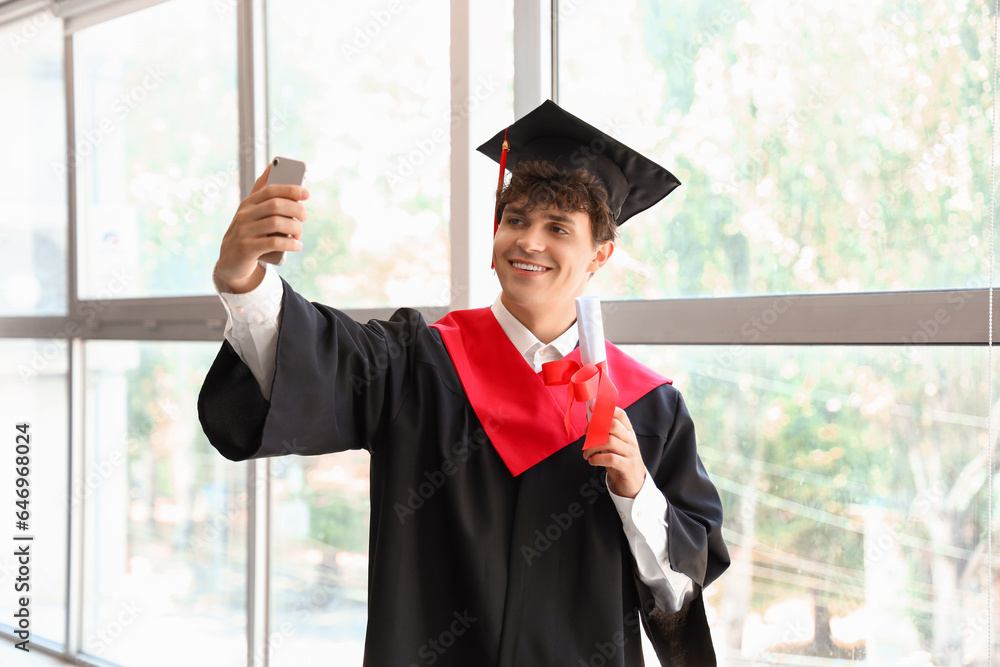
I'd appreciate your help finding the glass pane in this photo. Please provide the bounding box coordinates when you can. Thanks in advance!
[74,0,238,299]
[266,0,451,308]
[0,340,68,647]
[559,1,992,298]
[622,344,994,664]
[269,451,370,666]
[0,11,67,315]
[83,341,246,665]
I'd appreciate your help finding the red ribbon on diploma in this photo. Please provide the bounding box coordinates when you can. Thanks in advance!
[541,358,619,450]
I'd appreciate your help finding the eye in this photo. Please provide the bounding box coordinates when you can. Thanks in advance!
[551,225,569,235]
[507,217,524,226]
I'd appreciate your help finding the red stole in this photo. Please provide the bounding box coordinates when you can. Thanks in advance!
[429,307,671,476]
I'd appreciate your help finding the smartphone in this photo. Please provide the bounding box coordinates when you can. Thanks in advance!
[260,156,307,265]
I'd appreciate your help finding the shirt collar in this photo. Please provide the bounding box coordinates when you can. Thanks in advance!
[490,294,579,370]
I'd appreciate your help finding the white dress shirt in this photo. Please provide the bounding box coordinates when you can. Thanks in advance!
[215,262,695,611]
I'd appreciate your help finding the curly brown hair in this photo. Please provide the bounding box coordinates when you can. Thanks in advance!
[495,160,618,245]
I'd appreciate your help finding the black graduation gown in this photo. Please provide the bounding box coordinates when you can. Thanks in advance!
[198,278,730,667]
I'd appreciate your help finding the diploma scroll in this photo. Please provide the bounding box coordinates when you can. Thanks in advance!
[575,296,607,370]
[542,297,619,449]
[574,296,618,448]
[575,296,606,417]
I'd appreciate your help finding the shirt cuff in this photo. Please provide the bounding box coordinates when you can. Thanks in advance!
[212,262,283,401]
[609,470,670,542]
[214,261,283,325]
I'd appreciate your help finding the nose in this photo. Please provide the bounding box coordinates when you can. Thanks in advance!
[515,226,545,253]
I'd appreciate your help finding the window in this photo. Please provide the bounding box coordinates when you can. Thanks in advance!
[559,0,991,299]
[0,14,67,315]
[266,0,452,308]
[82,341,245,665]
[625,344,992,663]
[268,451,370,666]
[73,0,238,299]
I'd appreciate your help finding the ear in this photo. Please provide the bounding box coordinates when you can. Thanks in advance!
[588,240,614,272]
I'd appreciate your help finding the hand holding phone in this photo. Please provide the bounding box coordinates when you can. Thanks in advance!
[260,156,307,265]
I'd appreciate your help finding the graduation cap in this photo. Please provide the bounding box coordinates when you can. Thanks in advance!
[476,99,681,234]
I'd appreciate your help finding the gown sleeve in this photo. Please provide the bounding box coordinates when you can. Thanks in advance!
[659,387,729,589]
[198,277,425,462]
[630,384,730,665]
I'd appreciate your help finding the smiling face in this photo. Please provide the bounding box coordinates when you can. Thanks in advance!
[492,201,614,327]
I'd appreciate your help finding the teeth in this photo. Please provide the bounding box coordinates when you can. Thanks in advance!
[512,261,547,272]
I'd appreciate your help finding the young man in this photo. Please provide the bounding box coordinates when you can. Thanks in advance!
[199,100,729,666]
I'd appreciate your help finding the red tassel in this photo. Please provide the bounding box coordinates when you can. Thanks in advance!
[492,129,509,270]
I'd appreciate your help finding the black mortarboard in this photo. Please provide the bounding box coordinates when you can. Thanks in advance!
[476,99,681,227]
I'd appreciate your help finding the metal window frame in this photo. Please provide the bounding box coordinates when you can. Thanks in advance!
[512,0,551,117]
[1,0,997,666]
[236,2,270,665]
[4,290,999,345]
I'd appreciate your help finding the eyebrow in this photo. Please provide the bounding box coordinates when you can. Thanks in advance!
[505,206,579,226]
